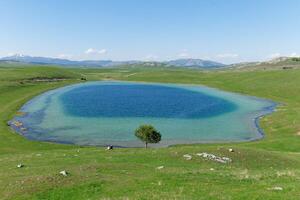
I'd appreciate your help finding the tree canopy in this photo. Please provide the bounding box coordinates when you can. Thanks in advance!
[135,124,161,148]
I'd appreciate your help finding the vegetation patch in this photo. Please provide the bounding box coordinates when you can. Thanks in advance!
[1,66,300,199]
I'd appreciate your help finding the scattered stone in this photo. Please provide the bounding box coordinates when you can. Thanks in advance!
[276,170,294,177]
[20,127,27,131]
[59,170,68,176]
[36,153,41,156]
[183,154,192,160]
[268,186,283,191]
[106,145,113,150]
[215,158,226,163]
[16,111,26,116]
[196,152,232,164]
[13,121,23,127]
[156,166,164,170]
[228,148,234,152]
[210,168,215,171]
[17,164,23,168]
[222,157,232,162]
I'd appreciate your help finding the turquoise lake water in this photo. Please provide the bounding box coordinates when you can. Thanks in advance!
[11,81,276,147]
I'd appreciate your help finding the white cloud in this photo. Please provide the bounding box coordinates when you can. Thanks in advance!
[178,52,189,58]
[57,54,73,59]
[268,52,300,59]
[6,52,26,57]
[7,52,17,56]
[289,52,300,57]
[55,48,108,61]
[145,54,159,61]
[217,53,239,58]
[85,48,107,55]
[268,53,281,59]
[177,49,189,58]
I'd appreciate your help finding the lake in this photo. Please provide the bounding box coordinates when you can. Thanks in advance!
[11,81,276,147]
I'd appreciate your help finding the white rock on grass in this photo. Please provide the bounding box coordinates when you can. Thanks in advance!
[156,166,164,170]
[222,157,232,162]
[59,170,68,176]
[229,148,234,152]
[215,158,226,163]
[183,154,192,160]
[268,186,283,191]
[196,152,232,164]
[17,164,23,168]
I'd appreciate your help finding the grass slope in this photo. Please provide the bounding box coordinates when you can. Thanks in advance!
[0,66,300,199]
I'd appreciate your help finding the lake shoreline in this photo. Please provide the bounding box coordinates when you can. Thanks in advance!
[8,80,278,148]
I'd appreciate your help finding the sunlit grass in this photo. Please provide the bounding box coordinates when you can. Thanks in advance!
[1,66,300,199]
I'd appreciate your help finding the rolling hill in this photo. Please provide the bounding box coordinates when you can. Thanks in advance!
[228,57,300,70]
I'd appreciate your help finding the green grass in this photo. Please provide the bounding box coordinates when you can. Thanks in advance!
[1,66,300,199]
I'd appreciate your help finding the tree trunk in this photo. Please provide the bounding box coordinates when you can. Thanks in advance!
[145,142,148,148]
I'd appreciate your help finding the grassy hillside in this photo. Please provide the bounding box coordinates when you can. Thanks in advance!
[228,57,300,71]
[0,66,300,199]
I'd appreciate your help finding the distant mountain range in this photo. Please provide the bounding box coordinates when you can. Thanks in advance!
[0,54,141,67]
[0,54,226,68]
[165,59,225,68]
[2,54,300,70]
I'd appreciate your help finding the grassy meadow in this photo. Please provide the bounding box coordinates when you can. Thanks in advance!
[0,65,300,199]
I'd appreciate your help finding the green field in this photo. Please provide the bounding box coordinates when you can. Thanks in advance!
[1,66,300,199]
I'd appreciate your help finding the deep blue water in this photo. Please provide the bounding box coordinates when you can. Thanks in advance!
[60,84,237,119]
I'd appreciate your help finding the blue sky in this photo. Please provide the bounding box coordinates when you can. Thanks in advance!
[0,0,300,63]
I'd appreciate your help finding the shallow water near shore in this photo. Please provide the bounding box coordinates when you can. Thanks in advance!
[11,81,276,147]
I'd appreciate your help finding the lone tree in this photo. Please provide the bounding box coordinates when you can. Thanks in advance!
[135,124,161,148]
